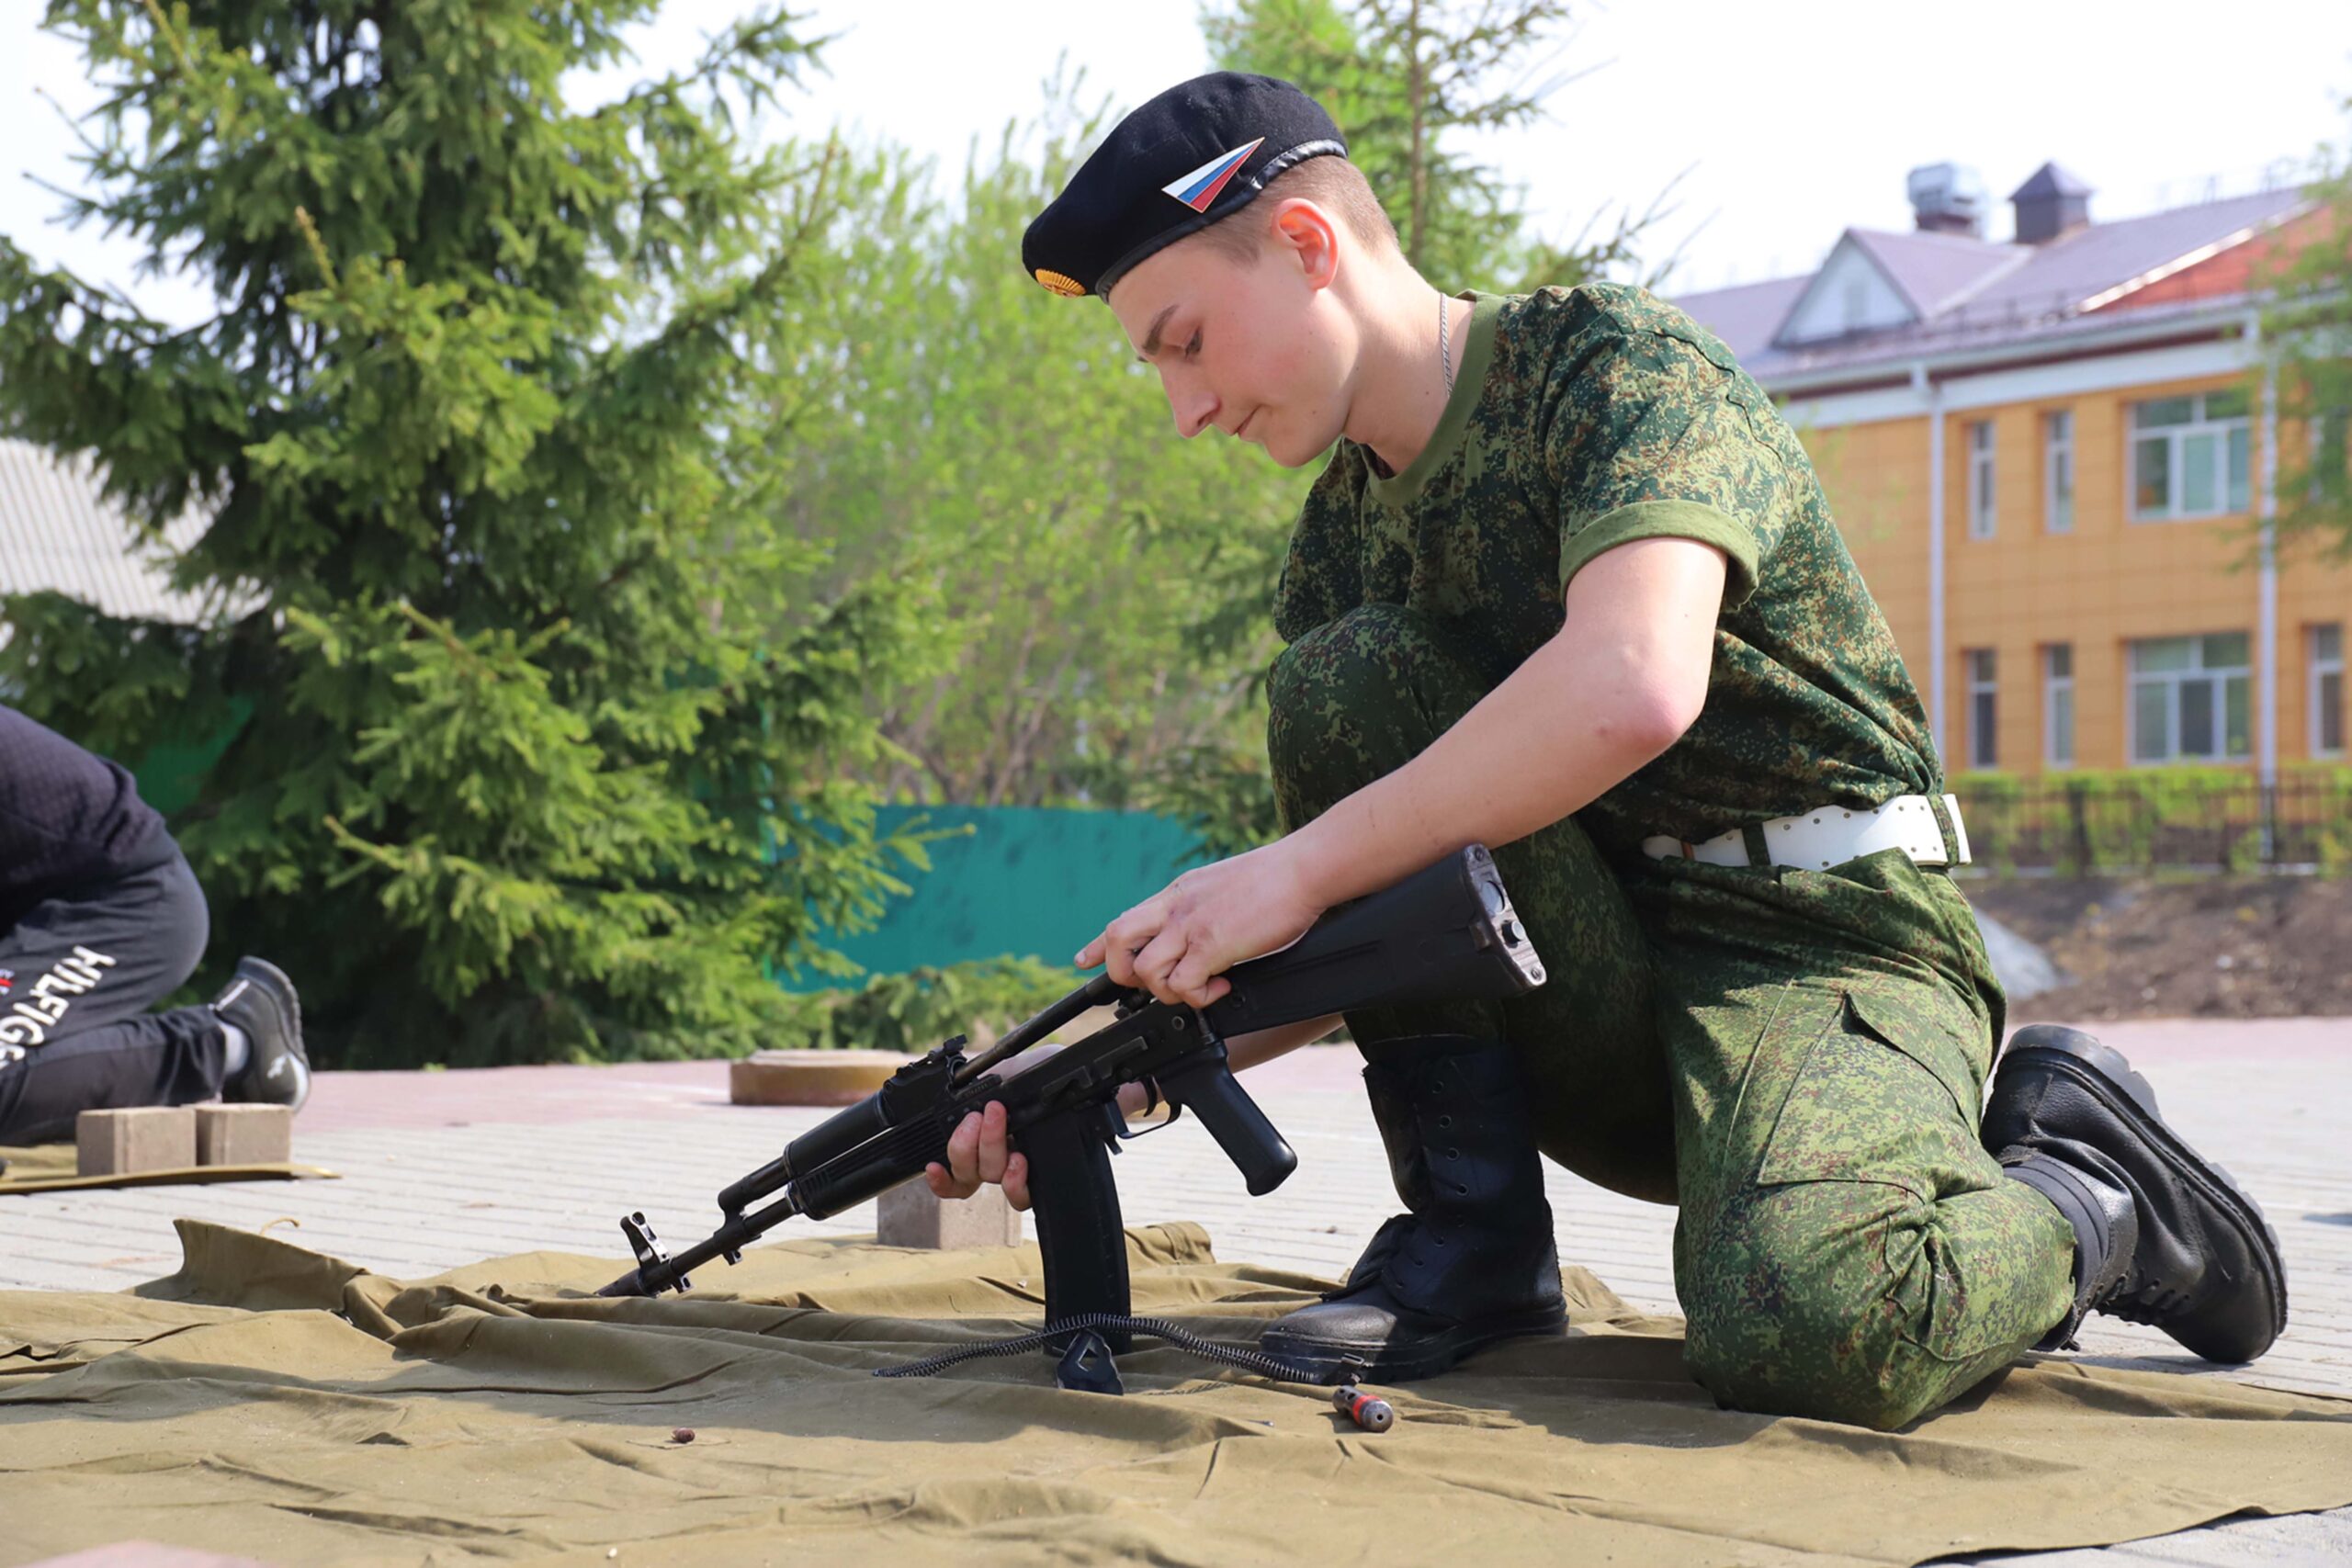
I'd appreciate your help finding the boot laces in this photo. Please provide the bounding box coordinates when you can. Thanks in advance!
[1327,1215,1412,1301]
[2092,1269,2192,1327]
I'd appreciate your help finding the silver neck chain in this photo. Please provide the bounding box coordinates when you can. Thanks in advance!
[1438,293,1455,395]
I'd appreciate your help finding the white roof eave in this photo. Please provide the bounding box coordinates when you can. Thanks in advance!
[1755,295,2265,398]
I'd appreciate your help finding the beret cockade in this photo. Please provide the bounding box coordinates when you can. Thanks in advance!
[1021,72,1347,300]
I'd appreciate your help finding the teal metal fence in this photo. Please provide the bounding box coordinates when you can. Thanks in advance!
[790,805,1216,988]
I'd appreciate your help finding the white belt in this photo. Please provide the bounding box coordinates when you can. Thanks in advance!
[1641,794,1972,871]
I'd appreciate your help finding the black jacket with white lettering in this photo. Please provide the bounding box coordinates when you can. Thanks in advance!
[0,705,171,933]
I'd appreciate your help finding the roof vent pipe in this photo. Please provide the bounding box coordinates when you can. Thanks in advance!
[1906,164,1987,239]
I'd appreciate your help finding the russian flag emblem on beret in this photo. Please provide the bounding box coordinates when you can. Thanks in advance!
[1023,73,1345,298]
[1161,137,1266,212]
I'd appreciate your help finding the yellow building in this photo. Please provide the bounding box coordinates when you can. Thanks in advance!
[1673,164,2346,782]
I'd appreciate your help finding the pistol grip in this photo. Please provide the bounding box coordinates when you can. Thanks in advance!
[1159,1056,1297,1196]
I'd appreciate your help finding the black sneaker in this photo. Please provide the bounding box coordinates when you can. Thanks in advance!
[1984,1024,2286,1363]
[211,957,311,1112]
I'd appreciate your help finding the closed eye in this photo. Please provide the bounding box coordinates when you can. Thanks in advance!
[1184,331,1202,359]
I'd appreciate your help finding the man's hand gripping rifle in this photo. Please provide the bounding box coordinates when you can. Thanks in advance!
[597,846,1546,1371]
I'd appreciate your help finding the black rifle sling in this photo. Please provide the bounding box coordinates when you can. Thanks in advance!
[1021,1100,1135,1353]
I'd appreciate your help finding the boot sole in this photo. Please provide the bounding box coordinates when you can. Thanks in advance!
[2000,1025,2289,1358]
[1261,1299,1568,1384]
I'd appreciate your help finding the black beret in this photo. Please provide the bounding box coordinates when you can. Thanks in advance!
[1022,72,1347,300]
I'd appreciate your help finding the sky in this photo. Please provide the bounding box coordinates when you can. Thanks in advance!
[3,0,2348,329]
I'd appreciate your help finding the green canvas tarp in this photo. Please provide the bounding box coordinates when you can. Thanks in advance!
[3,1219,2348,1566]
[0,1144,336,1195]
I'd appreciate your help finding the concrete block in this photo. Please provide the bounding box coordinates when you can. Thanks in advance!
[75,1107,197,1178]
[196,1103,293,1165]
[876,1179,1023,1250]
[729,1049,911,1107]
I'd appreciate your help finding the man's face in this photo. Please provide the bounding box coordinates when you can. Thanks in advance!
[1105,211,1351,468]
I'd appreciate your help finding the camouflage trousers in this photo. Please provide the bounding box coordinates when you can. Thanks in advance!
[1266,603,2076,1430]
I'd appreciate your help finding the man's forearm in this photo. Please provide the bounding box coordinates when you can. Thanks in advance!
[1283,538,1725,911]
[1284,634,1672,908]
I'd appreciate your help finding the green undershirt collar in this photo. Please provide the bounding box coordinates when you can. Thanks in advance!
[1362,290,1503,507]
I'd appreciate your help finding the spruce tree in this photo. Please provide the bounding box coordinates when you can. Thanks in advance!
[0,0,938,1066]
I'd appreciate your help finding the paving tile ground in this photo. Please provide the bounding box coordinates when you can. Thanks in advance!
[3,1016,2346,1565]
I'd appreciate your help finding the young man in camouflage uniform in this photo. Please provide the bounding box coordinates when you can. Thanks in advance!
[931,72,2287,1428]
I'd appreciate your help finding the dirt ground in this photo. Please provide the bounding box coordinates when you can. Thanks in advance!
[1964,874,2352,1021]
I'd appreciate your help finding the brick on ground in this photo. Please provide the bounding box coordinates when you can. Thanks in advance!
[876,1180,1023,1249]
[74,1107,195,1177]
[194,1104,291,1166]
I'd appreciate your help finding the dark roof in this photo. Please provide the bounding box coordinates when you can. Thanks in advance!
[1668,183,2311,387]
[1961,185,2303,319]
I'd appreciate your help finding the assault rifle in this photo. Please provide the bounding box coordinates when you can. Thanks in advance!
[597,845,1546,1387]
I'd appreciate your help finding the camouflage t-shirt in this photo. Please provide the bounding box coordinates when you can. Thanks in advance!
[1271,282,1943,859]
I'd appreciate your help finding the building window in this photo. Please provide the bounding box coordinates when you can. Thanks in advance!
[2312,409,2349,505]
[2043,410,2075,533]
[2129,633,2251,762]
[2044,644,2075,767]
[1965,649,1997,768]
[1966,420,1996,538]
[2314,624,2345,759]
[2131,389,2251,521]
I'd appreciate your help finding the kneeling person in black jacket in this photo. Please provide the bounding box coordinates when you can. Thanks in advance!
[0,704,308,1145]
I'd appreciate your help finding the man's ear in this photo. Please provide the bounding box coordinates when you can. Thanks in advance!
[1267,197,1340,292]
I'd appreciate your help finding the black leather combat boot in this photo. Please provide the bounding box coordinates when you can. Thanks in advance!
[1261,1035,1566,1382]
[1984,1023,2287,1362]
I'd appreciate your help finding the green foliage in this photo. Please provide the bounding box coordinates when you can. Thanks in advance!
[1952,766,2352,875]
[793,956,1077,1055]
[2259,86,2352,561]
[766,86,1310,838]
[1203,0,1680,292]
[0,0,941,1066]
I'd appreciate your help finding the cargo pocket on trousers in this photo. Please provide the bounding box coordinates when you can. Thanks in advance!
[1844,985,1986,1134]
[1754,987,1984,1201]
[1758,984,2024,1367]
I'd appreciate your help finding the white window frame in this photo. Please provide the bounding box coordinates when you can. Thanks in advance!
[2313,623,2345,760]
[1965,648,1998,769]
[2043,409,2075,534]
[2128,634,2252,764]
[2043,644,2075,768]
[1966,420,1996,539]
[2129,390,2252,523]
